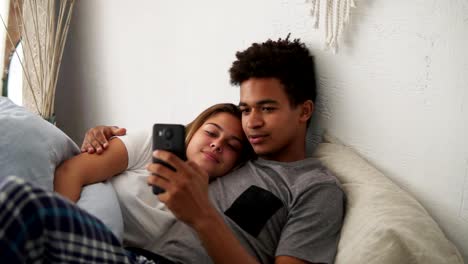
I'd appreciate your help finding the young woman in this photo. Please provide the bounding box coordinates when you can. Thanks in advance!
[53,103,254,253]
[54,103,252,200]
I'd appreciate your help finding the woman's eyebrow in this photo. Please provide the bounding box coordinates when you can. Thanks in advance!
[205,123,243,143]
[205,122,222,130]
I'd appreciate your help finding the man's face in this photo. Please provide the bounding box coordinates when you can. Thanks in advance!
[239,77,307,162]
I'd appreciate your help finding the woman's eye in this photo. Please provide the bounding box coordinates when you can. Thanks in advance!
[227,143,241,152]
[205,130,216,137]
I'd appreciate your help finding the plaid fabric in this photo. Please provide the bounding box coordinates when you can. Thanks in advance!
[0,176,161,264]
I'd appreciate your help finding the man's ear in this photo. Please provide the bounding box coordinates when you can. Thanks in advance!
[299,100,314,124]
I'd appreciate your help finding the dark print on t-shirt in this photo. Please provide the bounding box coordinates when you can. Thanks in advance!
[224,185,283,237]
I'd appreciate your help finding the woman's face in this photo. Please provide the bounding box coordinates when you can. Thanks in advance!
[186,112,245,178]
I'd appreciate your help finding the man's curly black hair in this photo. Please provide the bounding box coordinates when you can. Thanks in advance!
[229,36,317,106]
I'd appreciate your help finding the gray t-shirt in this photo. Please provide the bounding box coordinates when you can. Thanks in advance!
[156,157,345,264]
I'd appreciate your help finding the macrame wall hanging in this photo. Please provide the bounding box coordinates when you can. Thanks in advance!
[307,0,356,53]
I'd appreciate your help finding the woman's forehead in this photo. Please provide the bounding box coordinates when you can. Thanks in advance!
[204,113,243,137]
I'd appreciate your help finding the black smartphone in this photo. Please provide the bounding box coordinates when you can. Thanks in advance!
[152,124,186,194]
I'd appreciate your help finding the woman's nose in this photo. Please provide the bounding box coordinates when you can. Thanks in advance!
[210,142,222,152]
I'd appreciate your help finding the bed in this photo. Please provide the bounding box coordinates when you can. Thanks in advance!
[0,96,463,263]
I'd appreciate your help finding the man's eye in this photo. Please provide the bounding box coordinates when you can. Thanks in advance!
[262,107,275,112]
[240,108,251,115]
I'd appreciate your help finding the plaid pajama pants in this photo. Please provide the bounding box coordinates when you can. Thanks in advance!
[0,175,167,264]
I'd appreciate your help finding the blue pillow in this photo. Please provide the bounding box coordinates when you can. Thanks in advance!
[0,96,123,240]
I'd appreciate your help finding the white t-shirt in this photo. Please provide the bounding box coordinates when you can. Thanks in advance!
[110,130,177,251]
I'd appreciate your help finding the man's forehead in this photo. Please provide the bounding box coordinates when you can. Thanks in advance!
[239,78,288,105]
[238,99,279,107]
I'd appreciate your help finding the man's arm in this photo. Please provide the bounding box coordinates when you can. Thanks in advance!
[190,199,261,264]
[276,256,313,264]
[54,138,128,202]
[147,151,322,264]
[193,213,313,264]
[147,150,260,264]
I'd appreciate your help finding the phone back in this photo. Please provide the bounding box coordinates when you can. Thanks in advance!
[151,124,186,195]
[152,124,186,161]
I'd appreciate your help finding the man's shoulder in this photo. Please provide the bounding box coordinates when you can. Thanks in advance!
[250,157,336,178]
[241,158,341,190]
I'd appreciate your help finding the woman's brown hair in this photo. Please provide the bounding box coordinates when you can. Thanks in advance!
[185,103,255,165]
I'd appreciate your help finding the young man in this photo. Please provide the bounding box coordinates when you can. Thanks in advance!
[0,37,345,264]
[83,37,346,264]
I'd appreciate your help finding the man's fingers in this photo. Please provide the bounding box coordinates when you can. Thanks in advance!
[81,129,104,153]
[81,139,94,153]
[81,125,124,154]
[90,139,104,154]
[152,150,185,172]
[92,130,109,148]
[146,162,174,182]
[147,174,171,193]
[80,134,90,152]
[147,174,170,186]
[111,126,127,137]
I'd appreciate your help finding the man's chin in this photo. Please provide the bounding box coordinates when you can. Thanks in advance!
[252,146,271,157]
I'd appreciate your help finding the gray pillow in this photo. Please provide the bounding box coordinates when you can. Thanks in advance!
[0,96,79,190]
[0,96,123,240]
[77,181,123,241]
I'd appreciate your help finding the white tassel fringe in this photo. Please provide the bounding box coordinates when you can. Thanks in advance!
[307,0,356,53]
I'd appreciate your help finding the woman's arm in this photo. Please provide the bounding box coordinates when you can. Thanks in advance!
[54,138,128,202]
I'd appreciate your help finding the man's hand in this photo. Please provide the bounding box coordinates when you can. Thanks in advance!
[147,150,260,264]
[81,126,127,154]
[146,150,213,227]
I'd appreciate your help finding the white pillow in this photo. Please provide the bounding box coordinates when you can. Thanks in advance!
[313,133,463,264]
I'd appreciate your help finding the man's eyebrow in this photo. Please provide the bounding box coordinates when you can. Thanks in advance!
[238,99,279,107]
[205,123,243,143]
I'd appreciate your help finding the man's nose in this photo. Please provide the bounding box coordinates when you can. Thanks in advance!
[246,110,264,129]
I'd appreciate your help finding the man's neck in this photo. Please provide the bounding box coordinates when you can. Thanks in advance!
[259,142,307,163]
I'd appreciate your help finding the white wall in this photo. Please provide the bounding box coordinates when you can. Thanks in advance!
[56,0,468,260]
